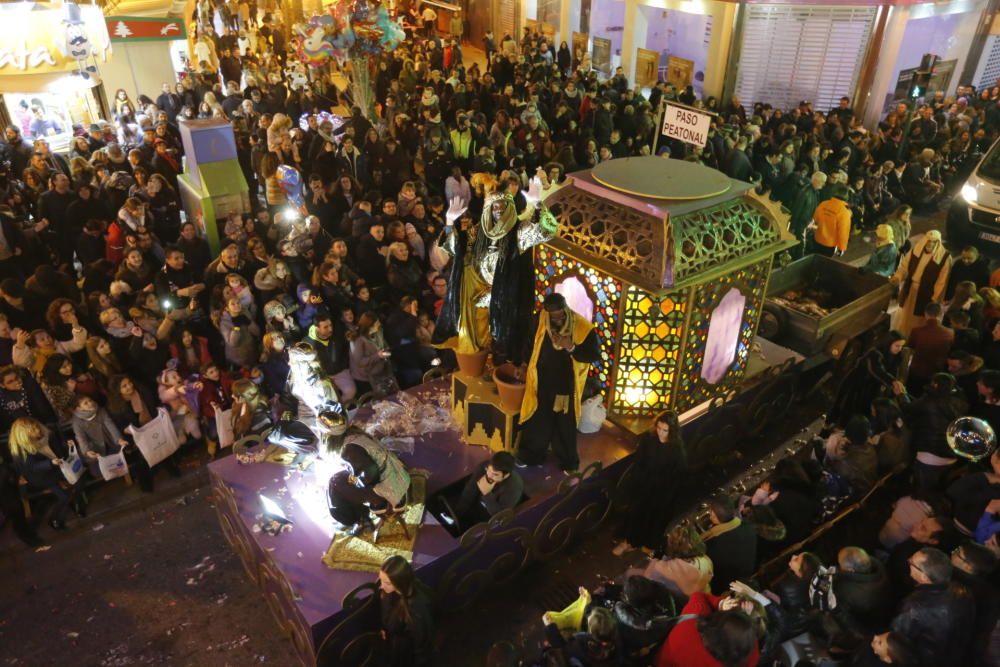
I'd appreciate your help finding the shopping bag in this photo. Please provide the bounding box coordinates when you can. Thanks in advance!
[60,441,85,484]
[578,395,607,434]
[127,407,181,467]
[98,450,129,481]
[215,407,235,449]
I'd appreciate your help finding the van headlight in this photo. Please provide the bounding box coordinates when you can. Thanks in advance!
[961,183,978,204]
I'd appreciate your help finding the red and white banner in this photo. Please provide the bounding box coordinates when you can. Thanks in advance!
[106,16,186,42]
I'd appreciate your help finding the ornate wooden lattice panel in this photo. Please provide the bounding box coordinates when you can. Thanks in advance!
[534,245,622,390]
[611,286,689,418]
[672,200,780,285]
[548,187,665,288]
[673,259,771,413]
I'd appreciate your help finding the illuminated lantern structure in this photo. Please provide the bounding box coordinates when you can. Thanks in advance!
[537,157,795,433]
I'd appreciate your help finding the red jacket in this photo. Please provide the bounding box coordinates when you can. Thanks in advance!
[907,320,954,381]
[655,593,760,667]
[196,373,234,420]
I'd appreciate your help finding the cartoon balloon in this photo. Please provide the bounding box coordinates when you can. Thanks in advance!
[296,24,334,67]
[946,416,997,462]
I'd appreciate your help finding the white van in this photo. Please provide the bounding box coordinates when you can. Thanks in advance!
[949,138,1000,253]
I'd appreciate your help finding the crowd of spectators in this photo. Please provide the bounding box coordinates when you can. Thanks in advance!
[0,1,999,665]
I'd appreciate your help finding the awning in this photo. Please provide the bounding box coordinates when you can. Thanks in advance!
[0,71,103,94]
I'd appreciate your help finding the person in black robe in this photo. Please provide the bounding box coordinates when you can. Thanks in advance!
[828,331,909,428]
[376,556,434,667]
[612,410,688,555]
[516,294,601,473]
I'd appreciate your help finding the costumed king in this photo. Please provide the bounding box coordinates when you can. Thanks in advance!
[283,341,339,434]
[325,412,411,537]
[433,170,563,362]
[517,293,601,474]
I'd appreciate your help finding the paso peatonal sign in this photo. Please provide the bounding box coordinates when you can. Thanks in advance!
[661,103,711,148]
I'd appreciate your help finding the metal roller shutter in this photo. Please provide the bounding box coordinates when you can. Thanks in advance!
[735,4,878,113]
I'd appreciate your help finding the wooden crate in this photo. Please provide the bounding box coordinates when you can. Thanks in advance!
[451,374,521,452]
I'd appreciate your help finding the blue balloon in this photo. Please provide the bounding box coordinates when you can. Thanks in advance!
[276,164,304,208]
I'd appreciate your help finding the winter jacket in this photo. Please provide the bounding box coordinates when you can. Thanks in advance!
[219,309,260,369]
[901,391,967,459]
[640,556,713,599]
[655,593,760,667]
[891,581,976,667]
[813,197,852,252]
[819,558,893,649]
[703,519,758,594]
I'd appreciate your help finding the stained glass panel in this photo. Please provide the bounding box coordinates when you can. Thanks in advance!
[674,259,770,413]
[611,285,688,417]
[534,245,622,389]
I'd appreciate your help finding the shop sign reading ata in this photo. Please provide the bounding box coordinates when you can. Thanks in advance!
[0,2,111,76]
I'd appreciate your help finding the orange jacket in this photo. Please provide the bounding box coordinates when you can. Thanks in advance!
[813,197,852,252]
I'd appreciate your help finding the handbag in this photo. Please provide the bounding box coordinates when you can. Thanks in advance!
[98,450,129,481]
[60,441,85,484]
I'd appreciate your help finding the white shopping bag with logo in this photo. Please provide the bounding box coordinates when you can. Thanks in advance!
[60,441,85,484]
[127,407,181,467]
[98,450,129,481]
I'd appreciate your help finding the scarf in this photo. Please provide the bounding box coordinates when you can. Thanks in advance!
[74,407,98,421]
[701,517,742,541]
[106,324,134,339]
[545,306,574,350]
[480,193,520,240]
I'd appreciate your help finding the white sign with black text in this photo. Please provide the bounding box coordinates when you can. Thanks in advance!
[661,104,711,148]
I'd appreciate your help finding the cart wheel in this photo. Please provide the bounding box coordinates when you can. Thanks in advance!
[758,304,787,340]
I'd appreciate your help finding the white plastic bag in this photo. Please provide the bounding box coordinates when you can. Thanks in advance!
[60,441,85,484]
[215,407,235,449]
[578,395,606,434]
[98,450,129,481]
[127,407,181,467]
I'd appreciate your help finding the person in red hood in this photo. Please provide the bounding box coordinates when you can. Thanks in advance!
[655,592,760,667]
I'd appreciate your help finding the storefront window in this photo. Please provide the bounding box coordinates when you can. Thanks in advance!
[638,7,713,96]
[3,88,103,153]
[590,0,625,72]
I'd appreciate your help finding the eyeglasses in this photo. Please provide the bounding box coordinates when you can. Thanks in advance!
[951,547,969,564]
